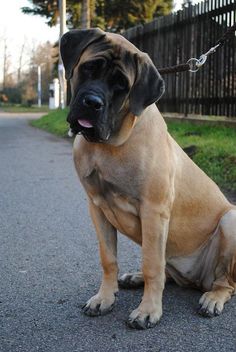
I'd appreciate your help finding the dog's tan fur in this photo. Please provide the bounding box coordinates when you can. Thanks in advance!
[64,31,236,328]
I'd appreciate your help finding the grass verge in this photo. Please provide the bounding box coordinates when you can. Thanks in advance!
[168,121,236,192]
[30,109,236,191]
[2,104,50,113]
[30,108,69,137]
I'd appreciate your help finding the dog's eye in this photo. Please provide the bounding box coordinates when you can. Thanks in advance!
[80,62,96,76]
[112,74,128,92]
[80,59,105,76]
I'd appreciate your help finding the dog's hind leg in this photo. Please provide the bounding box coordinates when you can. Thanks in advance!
[118,272,144,289]
[198,209,236,317]
[118,270,173,289]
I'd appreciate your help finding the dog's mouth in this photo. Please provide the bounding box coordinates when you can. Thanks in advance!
[73,119,96,141]
[69,117,110,143]
[78,119,94,128]
[77,118,99,142]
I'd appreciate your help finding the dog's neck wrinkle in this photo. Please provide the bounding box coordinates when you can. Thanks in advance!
[79,104,167,155]
[109,104,167,148]
[104,112,138,147]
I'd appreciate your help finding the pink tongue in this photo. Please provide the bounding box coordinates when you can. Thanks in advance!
[78,119,93,128]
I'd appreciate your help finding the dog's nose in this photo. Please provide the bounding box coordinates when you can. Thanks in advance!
[83,95,103,110]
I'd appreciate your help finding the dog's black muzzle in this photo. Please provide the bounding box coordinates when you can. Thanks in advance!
[67,89,110,142]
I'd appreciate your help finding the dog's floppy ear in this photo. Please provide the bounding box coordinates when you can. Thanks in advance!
[60,28,106,80]
[129,53,165,116]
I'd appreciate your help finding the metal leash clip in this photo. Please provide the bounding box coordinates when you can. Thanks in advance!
[187,58,202,72]
[187,43,221,73]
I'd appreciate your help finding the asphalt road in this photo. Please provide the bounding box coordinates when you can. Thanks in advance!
[0,112,235,352]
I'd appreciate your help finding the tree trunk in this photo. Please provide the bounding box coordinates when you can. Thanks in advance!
[3,39,7,91]
[17,40,26,84]
[2,38,11,91]
[81,0,90,29]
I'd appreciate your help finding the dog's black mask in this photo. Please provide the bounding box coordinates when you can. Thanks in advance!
[66,54,131,142]
[60,28,165,143]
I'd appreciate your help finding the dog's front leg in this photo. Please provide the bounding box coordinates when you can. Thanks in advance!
[128,203,169,329]
[82,200,118,316]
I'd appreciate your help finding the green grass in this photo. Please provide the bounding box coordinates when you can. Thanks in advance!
[2,104,50,113]
[168,121,236,192]
[30,108,69,137]
[30,109,236,191]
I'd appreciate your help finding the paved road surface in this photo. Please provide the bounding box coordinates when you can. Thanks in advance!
[0,113,235,352]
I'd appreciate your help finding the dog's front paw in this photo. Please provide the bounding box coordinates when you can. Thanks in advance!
[127,304,162,330]
[198,291,224,317]
[82,293,116,317]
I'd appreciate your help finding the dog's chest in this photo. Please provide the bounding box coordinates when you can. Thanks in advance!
[82,165,142,241]
[85,167,139,214]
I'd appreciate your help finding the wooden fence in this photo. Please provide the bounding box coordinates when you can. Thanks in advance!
[124,0,236,118]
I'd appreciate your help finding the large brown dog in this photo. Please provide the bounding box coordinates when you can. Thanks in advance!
[60,28,236,329]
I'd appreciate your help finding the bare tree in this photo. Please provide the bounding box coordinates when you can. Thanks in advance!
[25,41,55,104]
[17,38,27,84]
[2,38,12,91]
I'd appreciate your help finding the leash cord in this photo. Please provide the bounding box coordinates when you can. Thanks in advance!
[158,22,236,75]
